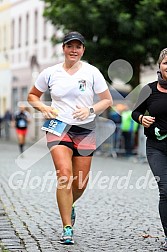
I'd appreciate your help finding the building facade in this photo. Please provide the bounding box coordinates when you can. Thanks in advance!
[0,0,12,117]
[0,0,63,140]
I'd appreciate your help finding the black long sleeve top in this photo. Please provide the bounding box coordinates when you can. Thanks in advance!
[132,81,167,140]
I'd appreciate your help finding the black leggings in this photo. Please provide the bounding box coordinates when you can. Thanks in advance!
[146,138,167,237]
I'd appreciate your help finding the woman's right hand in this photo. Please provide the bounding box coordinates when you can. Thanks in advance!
[41,106,58,119]
[27,86,58,119]
[142,116,155,128]
[28,86,58,119]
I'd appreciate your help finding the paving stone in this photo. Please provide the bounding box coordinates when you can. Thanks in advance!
[0,140,165,251]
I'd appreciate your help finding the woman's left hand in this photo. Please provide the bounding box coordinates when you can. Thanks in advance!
[142,115,155,128]
[73,105,90,120]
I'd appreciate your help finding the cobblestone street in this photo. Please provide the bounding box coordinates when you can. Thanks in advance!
[0,140,165,251]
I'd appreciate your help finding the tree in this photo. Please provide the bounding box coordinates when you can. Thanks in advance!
[42,0,167,87]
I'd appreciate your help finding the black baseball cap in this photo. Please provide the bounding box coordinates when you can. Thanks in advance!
[63,32,85,45]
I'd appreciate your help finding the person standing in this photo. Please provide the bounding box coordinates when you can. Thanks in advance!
[0,115,3,138]
[3,109,13,140]
[121,105,138,157]
[14,104,31,154]
[132,48,167,251]
[27,31,112,244]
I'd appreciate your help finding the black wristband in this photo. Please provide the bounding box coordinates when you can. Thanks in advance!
[140,115,144,124]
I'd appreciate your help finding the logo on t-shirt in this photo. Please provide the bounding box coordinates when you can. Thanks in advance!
[78,80,86,91]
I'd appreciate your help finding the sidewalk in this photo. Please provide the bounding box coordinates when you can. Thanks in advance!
[0,140,165,251]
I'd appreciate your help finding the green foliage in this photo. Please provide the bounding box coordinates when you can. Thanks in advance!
[42,0,167,87]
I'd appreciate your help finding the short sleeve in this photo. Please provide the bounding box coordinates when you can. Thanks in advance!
[92,67,108,94]
[34,69,49,92]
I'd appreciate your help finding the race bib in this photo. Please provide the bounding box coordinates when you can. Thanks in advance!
[18,119,27,128]
[41,119,67,136]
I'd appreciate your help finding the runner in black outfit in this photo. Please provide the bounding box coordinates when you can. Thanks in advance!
[132,48,167,251]
[14,104,30,154]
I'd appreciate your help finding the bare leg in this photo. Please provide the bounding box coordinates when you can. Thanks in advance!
[72,156,92,203]
[17,133,26,153]
[50,145,74,227]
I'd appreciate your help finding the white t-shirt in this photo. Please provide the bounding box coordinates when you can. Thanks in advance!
[35,61,108,125]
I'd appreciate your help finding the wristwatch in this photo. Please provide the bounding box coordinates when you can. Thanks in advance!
[89,106,95,115]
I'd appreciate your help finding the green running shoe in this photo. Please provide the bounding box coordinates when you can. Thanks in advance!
[71,204,76,226]
[59,225,74,245]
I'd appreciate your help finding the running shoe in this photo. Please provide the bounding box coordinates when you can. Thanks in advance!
[161,239,167,251]
[71,204,76,226]
[59,225,74,245]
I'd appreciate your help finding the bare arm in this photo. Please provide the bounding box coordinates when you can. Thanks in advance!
[94,89,113,115]
[73,89,113,120]
[27,86,58,119]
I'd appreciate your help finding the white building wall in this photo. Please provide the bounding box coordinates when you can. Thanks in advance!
[0,0,12,116]
[9,0,58,70]
[4,0,63,141]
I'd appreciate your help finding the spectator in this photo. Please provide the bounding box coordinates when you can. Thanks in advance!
[108,107,122,150]
[0,116,3,138]
[121,105,138,156]
[3,110,13,140]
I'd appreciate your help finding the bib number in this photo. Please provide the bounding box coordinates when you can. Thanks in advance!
[41,119,67,136]
[18,119,27,128]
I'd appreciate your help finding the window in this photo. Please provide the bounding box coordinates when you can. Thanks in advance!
[12,88,18,112]
[18,17,22,47]
[34,10,38,43]
[3,25,6,51]
[43,19,47,40]
[25,14,29,46]
[21,87,28,102]
[11,19,15,49]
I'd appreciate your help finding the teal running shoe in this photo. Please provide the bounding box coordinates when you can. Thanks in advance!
[59,225,74,245]
[71,204,76,226]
